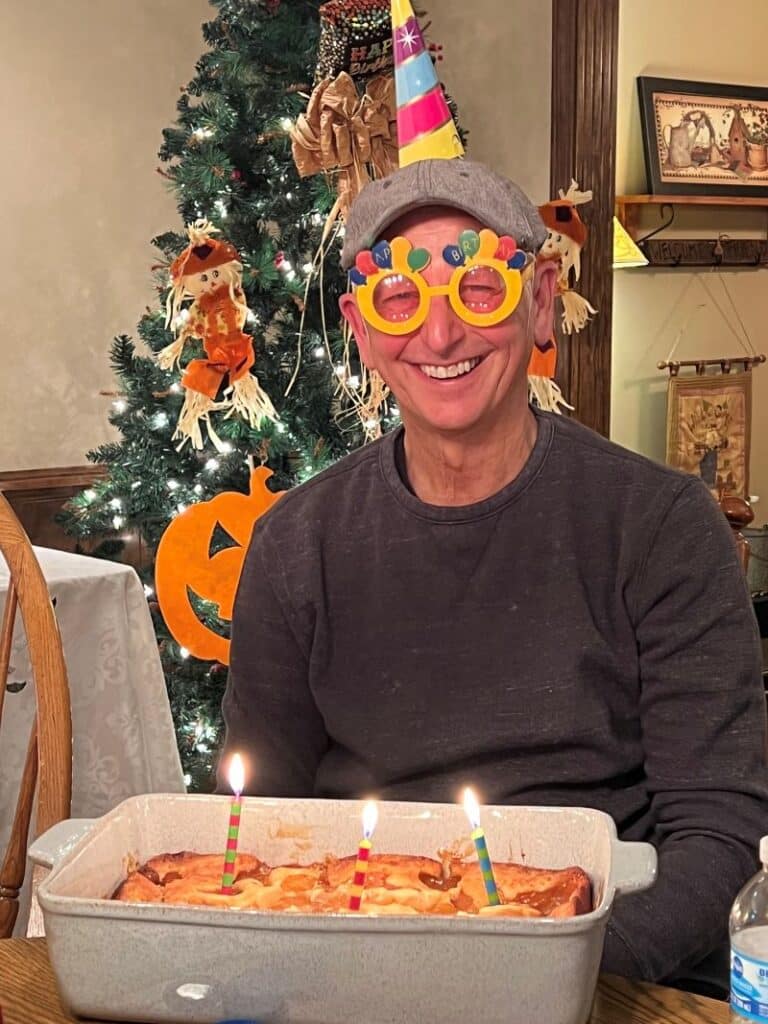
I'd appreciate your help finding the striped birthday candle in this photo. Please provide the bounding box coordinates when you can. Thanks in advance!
[462,787,501,906]
[348,801,378,911]
[220,753,245,895]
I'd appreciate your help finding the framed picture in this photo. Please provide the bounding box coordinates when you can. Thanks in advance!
[638,76,768,197]
[665,372,751,498]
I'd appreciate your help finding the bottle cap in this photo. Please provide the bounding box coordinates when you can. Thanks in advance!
[760,835,768,866]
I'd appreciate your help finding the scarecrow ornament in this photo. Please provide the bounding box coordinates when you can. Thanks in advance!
[158,220,277,451]
[527,180,597,413]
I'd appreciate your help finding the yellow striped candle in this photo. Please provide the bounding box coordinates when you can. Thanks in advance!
[462,787,501,906]
[220,753,245,895]
[348,801,378,911]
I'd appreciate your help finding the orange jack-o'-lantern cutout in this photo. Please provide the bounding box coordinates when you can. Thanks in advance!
[155,467,284,664]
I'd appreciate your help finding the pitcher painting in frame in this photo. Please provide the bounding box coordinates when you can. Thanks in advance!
[638,76,768,197]
[665,372,751,498]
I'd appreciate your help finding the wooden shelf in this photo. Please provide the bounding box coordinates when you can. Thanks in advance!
[616,194,768,239]
[618,194,768,208]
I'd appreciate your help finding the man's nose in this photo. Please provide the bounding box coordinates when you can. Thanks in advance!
[420,293,465,355]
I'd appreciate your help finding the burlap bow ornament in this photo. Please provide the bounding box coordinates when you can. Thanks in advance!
[291,72,398,218]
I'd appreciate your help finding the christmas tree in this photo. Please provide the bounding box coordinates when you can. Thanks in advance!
[60,0,406,792]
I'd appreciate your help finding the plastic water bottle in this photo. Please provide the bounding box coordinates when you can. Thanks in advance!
[730,836,768,1021]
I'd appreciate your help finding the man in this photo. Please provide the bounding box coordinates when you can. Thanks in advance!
[219,157,767,985]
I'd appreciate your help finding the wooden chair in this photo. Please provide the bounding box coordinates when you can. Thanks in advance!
[0,491,72,938]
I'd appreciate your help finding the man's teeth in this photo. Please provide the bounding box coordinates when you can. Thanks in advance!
[419,357,480,379]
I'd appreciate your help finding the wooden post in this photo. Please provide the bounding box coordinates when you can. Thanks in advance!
[550,0,619,438]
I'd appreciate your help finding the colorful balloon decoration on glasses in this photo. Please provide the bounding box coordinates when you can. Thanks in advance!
[351,230,531,334]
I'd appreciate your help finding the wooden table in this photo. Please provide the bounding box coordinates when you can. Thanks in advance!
[0,938,730,1024]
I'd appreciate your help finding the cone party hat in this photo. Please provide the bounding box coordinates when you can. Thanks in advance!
[391,0,464,167]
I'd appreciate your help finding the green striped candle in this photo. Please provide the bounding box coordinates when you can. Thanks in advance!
[463,788,501,906]
[220,753,245,895]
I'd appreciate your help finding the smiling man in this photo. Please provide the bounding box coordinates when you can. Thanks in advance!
[220,155,768,991]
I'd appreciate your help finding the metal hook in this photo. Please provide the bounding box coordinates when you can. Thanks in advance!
[636,203,676,248]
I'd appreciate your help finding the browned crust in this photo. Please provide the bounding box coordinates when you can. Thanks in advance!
[111,851,592,918]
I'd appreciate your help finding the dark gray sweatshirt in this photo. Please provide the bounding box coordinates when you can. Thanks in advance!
[221,408,768,982]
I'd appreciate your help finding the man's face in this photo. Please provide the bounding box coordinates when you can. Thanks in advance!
[340,207,556,437]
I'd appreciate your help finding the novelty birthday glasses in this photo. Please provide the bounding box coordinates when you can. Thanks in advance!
[349,229,533,336]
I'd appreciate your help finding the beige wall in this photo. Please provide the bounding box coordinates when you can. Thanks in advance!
[431,0,551,204]
[613,0,768,512]
[2,0,550,473]
[1,0,212,472]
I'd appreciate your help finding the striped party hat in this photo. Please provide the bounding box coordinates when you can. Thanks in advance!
[391,0,464,167]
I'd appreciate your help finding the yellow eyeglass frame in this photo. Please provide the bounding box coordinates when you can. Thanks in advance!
[352,232,533,336]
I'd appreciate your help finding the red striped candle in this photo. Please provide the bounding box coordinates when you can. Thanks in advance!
[220,753,245,895]
[348,801,378,911]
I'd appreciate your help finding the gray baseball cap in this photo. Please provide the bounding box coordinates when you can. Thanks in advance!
[340,159,548,270]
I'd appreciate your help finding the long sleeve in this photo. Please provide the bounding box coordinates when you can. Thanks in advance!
[602,478,768,981]
[217,520,328,796]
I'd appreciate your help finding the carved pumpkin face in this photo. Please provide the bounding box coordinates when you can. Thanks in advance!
[155,467,284,664]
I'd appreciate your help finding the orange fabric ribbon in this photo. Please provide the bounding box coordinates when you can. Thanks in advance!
[291,72,398,218]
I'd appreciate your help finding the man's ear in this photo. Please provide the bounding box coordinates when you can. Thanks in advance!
[530,260,557,345]
[339,292,375,370]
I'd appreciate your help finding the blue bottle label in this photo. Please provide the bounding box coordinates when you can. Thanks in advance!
[732,949,768,1021]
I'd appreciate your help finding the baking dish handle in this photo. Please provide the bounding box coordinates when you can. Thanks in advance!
[609,839,657,895]
[28,818,97,870]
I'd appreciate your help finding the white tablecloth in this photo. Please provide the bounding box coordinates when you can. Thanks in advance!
[0,547,185,933]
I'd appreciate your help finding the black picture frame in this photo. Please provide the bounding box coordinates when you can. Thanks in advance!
[638,76,768,197]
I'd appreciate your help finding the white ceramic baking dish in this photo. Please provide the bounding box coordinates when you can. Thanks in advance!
[30,793,656,1024]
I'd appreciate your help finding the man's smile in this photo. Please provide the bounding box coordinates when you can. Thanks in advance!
[414,356,484,380]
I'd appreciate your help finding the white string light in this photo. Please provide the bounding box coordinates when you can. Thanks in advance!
[109,498,122,510]
[152,412,169,429]
[180,647,191,659]
[280,117,293,131]
[192,126,214,140]
[112,515,124,529]
[112,400,127,413]
[313,346,325,359]
[144,584,154,597]
[84,490,96,503]
[193,484,203,495]
[220,442,234,454]
[167,479,179,491]
[205,458,219,471]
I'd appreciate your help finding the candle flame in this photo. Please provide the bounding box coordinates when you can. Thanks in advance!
[228,753,245,795]
[362,800,378,839]
[462,787,481,829]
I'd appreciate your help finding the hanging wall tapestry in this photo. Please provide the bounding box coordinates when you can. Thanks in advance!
[665,370,752,498]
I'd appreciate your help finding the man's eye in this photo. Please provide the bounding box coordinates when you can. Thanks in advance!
[200,273,208,282]
[212,269,219,278]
